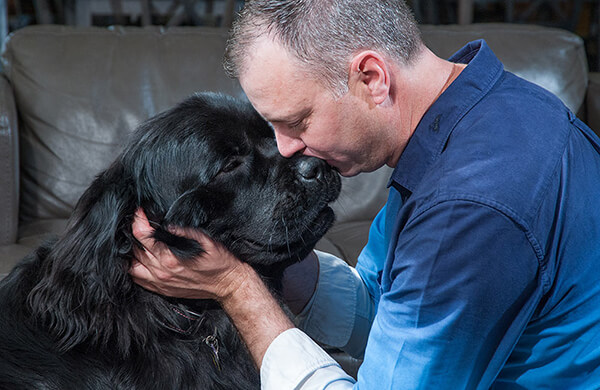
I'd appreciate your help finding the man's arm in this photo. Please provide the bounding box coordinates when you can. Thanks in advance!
[220,262,296,365]
[356,199,541,389]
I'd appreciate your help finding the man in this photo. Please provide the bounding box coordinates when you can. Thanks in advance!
[130,0,600,388]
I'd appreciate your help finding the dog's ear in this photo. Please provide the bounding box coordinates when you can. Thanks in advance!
[163,187,211,227]
[27,160,140,353]
[150,188,213,261]
[151,226,206,261]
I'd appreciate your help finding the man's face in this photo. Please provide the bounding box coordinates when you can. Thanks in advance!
[239,37,389,177]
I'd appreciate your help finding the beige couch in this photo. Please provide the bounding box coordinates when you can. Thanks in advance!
[0,23,597,278]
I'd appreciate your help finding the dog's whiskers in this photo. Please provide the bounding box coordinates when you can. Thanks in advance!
[282,216,292,257]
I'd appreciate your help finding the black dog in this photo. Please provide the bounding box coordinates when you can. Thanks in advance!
[0,92,341,389]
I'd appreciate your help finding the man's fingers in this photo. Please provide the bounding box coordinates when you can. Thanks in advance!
[129,258,154,282]
[134,208,208,257]
[129,259,171,295]
[131,235,184,282]
[132,208,155,247]
[132,208,175,267]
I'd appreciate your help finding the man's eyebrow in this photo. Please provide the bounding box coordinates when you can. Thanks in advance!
[267,108,312,124]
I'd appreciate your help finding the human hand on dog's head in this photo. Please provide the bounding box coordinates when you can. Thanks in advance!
[129,208,256,301]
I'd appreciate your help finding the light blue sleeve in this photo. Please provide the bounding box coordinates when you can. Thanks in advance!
[355,186,402,305]
[296,188,402,359]
[295,251,375,358]
[354,205,387,306]
[355,200,540,389]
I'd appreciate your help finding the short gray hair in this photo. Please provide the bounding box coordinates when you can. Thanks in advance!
[223,0,422,96]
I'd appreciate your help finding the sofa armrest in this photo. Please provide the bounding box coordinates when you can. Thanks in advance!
[586,72,600,136]
[0,74,19,245]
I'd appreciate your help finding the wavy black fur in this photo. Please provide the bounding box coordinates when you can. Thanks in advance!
[0,92,341,389]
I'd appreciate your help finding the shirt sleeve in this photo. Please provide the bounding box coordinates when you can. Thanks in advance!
[283,195,541,389]
[355,187,402,304]
[353,205,387,304]
[295,188,400,358]
[295,251,375,358]
[357,199,542,389]
[261,328,356,389]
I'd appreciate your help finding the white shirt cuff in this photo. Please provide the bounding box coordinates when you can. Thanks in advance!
[261,328,355,390]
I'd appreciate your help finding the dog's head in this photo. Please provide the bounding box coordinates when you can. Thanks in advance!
[28,92,340,353]
[83,92,341,269]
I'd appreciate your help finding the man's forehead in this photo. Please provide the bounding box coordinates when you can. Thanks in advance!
[240,76,313,125]
[238,36,318,123]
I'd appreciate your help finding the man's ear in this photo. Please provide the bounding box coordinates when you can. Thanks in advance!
[348,51,391,105]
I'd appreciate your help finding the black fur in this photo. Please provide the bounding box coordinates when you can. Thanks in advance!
[0,93,341,389]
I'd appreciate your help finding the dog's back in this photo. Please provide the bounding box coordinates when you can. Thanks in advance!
[0,246,117,389]
[0,244,260,389]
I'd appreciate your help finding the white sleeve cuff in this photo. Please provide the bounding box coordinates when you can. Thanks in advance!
[261,328,355,390]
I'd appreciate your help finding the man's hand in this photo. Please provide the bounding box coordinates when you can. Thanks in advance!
[129,208,295,367]
[129,208,253,301]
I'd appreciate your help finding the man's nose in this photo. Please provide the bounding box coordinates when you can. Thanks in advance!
[274,129,305,158]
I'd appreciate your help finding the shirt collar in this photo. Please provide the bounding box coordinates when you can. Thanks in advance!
[388,39,505,193]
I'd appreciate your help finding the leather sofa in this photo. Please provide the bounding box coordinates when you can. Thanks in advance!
[0,23,597,280]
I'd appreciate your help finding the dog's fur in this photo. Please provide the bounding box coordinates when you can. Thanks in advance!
[0,93,341,389]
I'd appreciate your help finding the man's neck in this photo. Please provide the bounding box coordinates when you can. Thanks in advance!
[385,48,466,169]
[408,49,465,132]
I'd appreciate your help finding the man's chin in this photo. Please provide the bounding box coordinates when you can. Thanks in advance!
[336,161,388,177]
[324,159,370,177]
[336,165,361,177]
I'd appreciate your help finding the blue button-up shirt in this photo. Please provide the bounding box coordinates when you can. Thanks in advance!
[353,40,600,388]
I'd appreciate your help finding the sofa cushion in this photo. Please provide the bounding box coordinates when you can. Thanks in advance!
[0,244,34,277]
[1,25,243,223]
[0,75,19,246]
[420,23,588,114]
[587,73,600,135]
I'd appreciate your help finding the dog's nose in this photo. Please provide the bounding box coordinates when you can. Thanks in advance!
[297,158,324,181]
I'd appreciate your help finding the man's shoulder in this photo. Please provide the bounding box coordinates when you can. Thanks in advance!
[418,78,572,224]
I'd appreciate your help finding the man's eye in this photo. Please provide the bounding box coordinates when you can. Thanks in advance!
[289,119,306,130]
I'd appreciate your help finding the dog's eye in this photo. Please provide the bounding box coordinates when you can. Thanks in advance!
[220,157,243,174]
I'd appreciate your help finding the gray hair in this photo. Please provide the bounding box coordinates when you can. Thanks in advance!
[223,0,423,96]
